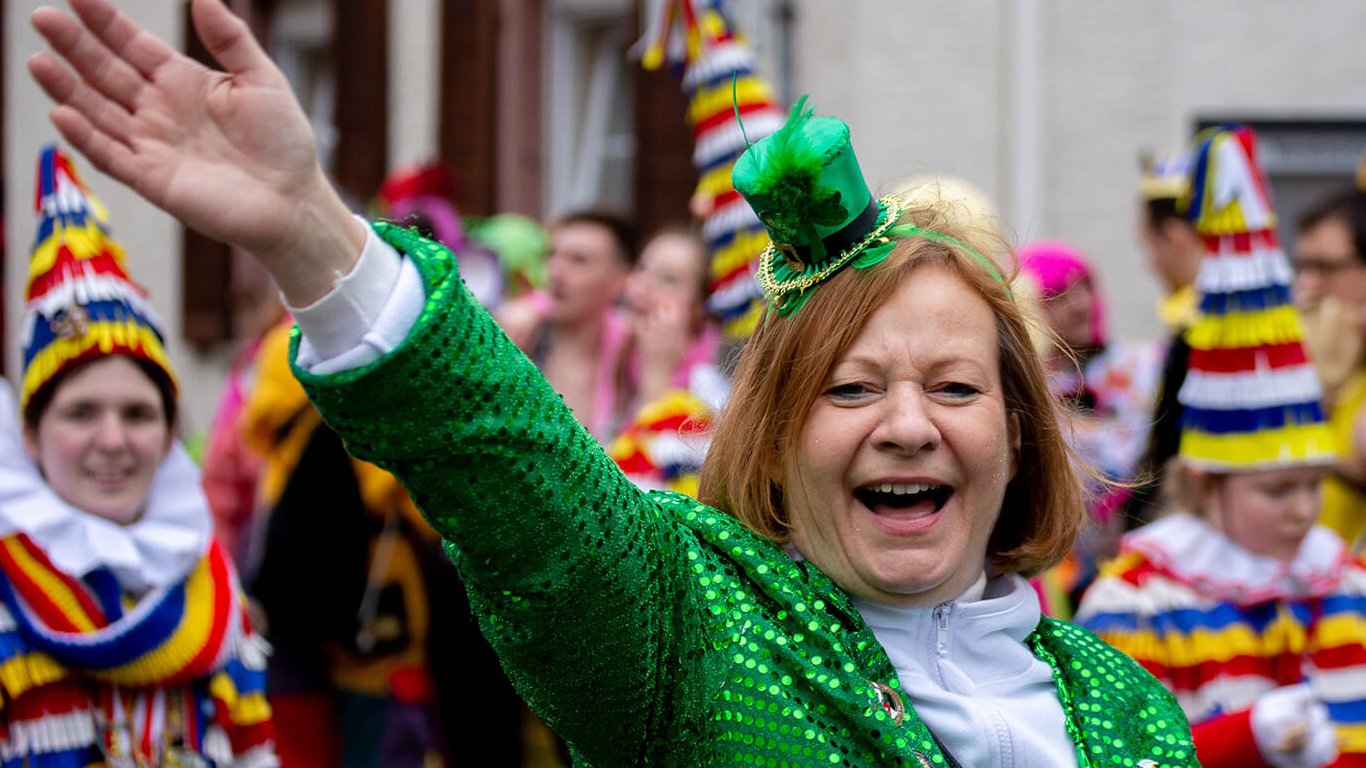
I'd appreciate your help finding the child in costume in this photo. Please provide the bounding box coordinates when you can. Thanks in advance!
[3,145,274,766]
[29,2,1198,764]
[1076,126,1366,768]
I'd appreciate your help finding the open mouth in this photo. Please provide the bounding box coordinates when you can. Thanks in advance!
[853,482,952,518]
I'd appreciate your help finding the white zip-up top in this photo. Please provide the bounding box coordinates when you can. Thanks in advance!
[852,573,1079,768]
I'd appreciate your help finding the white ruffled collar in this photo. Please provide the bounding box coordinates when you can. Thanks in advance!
[1123,512,1347,604]
[0,384,210,594]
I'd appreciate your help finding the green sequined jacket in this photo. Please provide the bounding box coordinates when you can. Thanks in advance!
[294,224,1197,767]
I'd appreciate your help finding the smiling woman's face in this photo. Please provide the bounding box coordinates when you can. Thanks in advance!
[23,356,172,525]
[784,265,1018,607]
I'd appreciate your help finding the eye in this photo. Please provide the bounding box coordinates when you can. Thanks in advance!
[825,382,877,403]
[59,403,98,422]
[934,382,981,400]
[1262,483,1298,500]
[123,404,162,423]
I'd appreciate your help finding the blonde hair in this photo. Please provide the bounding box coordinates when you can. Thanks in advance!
[698,203,1085,576]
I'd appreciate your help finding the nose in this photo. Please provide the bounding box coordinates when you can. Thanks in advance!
[546,252,568,285]
[871,384,941,455]
[1293,273,1324,306]
[93,412,131,452]
[1289,484,1321,526]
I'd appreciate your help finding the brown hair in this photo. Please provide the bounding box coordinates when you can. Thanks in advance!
[1297,188,1366,265]
[553,210,641,267]
[697,203,1085,577]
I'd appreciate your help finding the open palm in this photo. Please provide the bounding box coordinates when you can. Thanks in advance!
[30,0,333,261]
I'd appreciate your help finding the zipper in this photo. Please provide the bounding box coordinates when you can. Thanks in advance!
[934,602,950,657]
[931,602,951,688]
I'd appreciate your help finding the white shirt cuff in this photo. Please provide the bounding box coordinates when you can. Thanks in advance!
[291,217,426,374]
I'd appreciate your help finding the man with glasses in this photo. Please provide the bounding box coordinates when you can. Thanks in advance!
[1294,187,1366,548]
[1295,191,1366,307]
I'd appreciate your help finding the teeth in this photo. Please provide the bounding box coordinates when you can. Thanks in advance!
[873,482,938,495]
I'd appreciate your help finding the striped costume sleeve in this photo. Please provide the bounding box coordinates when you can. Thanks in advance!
[1311,565,1366,767]
[1075,552,1173,683]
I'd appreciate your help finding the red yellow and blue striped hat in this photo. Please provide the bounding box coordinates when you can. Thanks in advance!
[635,0,786,340]
[1176,126,1334,471]
[19,145,177,412]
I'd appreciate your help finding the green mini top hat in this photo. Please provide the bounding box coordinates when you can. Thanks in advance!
[733,96,1008,316]
[733,97,904,315]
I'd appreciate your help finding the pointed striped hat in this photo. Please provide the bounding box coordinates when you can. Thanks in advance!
[20,145,177,413]
[1176,126,1333,471]
[635,0,786,340]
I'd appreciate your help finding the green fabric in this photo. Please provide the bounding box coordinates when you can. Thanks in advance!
[293,223,1197,767]
[882,223,1012,298]
[732,96,873,263]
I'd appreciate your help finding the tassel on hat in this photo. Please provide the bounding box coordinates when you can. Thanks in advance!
[1175,127,1333,471]
[20,145,176,413]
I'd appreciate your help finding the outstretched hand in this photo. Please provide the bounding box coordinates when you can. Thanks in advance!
[29,0,364,304]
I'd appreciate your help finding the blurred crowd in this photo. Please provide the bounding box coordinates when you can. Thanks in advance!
[8,1,1366,765]
[175,140,1366,766]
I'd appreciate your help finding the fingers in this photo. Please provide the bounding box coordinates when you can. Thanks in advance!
[189,0,278,84]
[30,3,170,111]
[28,51,135,146]
[66,0,178,78]
[45,103,138,186]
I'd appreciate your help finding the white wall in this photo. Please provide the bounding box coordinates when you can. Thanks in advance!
[388,0,441,169]
[791,0,1366,342]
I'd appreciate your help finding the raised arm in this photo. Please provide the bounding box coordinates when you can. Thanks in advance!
[30,6,724,759]
[28,0,361,306]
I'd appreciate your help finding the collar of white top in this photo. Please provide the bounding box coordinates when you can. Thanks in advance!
[850,571,1035,643]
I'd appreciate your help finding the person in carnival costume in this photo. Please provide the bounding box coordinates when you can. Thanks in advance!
[607,226,725,496]
[3,144,274,766]
[28,1,1196,765]
[1018,240,1165,613]
[375,161,506,310]
[1077,126,1366,768]
[1121,149,1204,530]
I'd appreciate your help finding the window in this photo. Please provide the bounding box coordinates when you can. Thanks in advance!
[545,0,636,217]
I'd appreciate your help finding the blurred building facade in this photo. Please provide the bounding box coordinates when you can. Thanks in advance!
[6,0,1366,437]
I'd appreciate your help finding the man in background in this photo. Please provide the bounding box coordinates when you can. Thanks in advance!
[496,211,639,442]
[1294,185,1366,547]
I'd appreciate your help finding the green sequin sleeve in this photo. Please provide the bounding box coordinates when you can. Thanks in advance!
[291,223,715,765]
